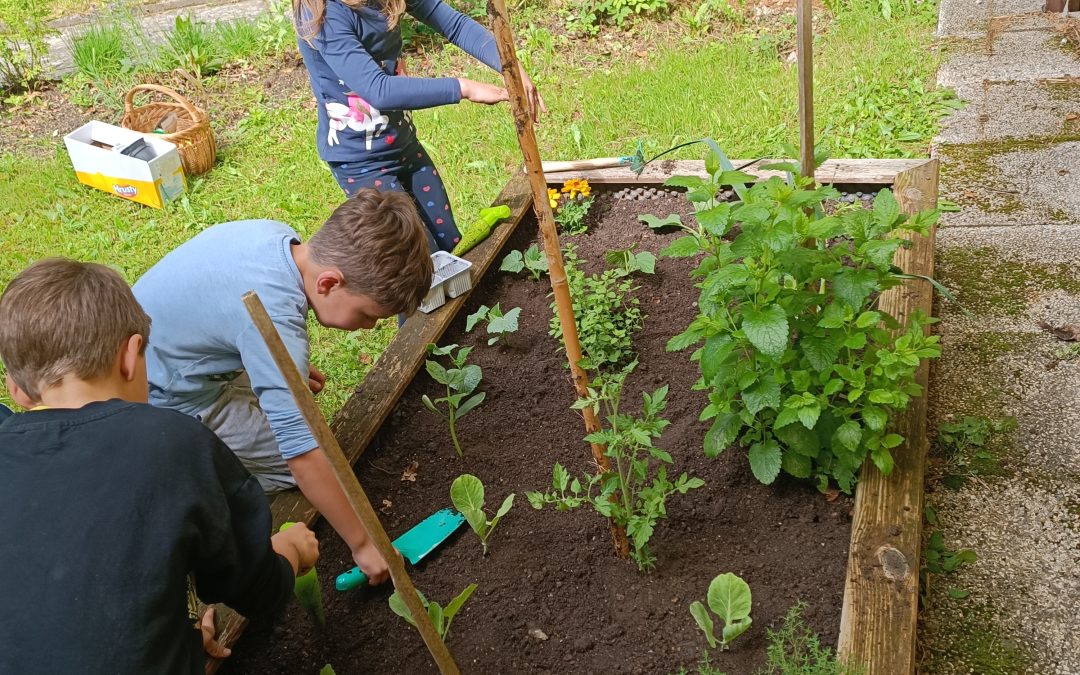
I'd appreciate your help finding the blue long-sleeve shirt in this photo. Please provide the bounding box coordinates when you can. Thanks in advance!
[298,0,502,162]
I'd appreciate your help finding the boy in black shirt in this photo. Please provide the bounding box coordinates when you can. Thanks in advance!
[0,258,319,674]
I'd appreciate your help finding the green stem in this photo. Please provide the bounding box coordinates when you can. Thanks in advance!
[449,411,462,457]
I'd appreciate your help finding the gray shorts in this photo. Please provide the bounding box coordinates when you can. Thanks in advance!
[195,374,296,494]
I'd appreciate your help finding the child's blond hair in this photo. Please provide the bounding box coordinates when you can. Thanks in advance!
[294,0,406,44]
[308,188,434,314]
[0,259,150,400]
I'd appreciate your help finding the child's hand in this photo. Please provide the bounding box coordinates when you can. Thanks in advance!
[200,606,232,659]
[272,522,320,575]
[459,78,509,105]
[307,365,325,394]
[519,66,547,124]
[353,540,394,585]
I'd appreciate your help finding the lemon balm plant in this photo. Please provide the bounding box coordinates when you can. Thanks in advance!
[656,148,941,493]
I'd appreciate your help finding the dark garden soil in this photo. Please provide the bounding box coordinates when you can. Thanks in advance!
[225,191,855,675]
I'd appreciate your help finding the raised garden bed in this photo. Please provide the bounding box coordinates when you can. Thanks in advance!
[213,159,939,675]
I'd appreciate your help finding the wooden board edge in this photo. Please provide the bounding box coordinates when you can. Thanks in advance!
[204,173,533,674]
[837,158,939,674]
[544,158,928,186]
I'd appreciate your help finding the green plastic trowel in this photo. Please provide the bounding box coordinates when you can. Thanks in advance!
[335,508,466,592]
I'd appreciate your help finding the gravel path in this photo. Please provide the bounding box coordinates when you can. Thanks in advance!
[921,1,1080,672]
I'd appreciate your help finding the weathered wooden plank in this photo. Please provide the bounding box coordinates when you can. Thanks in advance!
[204,173,533,674]
[544,158,927,186]
[837,159,939,674]
[796,0,815,181]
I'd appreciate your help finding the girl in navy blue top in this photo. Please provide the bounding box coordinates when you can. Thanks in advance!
[293,0,545,252]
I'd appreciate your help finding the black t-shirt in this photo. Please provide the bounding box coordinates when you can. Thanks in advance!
[0,400,293,674]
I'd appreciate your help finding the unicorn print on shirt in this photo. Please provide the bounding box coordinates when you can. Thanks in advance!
[325,92,389,150]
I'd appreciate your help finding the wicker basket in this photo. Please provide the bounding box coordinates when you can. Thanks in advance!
[121,84,216,177]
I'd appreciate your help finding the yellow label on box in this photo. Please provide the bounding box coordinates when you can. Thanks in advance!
[75,171,163,209]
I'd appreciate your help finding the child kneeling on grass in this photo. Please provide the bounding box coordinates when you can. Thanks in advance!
[133,188,433,586]
[0,259,319,674]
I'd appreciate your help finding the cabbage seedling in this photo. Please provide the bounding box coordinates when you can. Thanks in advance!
[389,583,478,640]
[450,474,514,555]
[422,343,485,457]
[690,572,753,650]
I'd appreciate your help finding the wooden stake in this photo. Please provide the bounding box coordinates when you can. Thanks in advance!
[241,292,460,675]
[796,0,815,183]
[487,0,629,559]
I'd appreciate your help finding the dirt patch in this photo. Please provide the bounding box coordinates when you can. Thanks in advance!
[223,192,853,675]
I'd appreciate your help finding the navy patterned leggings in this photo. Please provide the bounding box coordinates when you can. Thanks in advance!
[328,142,461,253]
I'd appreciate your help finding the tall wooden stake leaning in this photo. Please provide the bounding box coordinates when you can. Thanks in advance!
[487,0,630,559]
[241,292,460,675]
[797,0,815,184]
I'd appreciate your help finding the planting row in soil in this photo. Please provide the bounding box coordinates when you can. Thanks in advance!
[224,190,857,675]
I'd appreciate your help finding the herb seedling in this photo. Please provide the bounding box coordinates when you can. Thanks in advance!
[659,144,942,493]
[527,363,704,570]
[465,303,521,346]
[549,247,644,369]
[690,572,752,651]
[935,415,1016,489]
[422,343,484,457]
[761,601,856,674]
[450,474,514,555]
[389,583,477,640]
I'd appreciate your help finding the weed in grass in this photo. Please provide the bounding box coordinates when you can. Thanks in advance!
[68,21,134,83]
[163,15,225,78]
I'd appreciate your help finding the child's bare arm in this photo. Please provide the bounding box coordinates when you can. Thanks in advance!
[287,447,393,584]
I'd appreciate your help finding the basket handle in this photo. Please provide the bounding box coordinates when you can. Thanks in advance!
[123,84,203,119]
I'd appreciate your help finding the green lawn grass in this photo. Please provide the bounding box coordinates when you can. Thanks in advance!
[0,2,947,414]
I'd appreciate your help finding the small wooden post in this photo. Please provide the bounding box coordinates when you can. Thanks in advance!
[796,0,815,183]
[487,0,629,559]
[241,292,461,675]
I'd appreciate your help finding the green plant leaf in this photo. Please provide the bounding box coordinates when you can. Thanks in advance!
[450,474,485,514]
[874,189,901,229]
[834,420,862,452]
[640,213,683,230]
[797,404,821,430]
[500,250,525,274]
[742,378,781,415]
[427,601,445,636]
[488,306,521,334]
[833,268,880,310]
[871,446,895,475]
[722,617,752,646]
[661,235,701,258]
[455,392,486,419]
[494,493,515,519]
[748,440,782,484]
[425,359,448,384]
[704,413,740,458]
[444,583,478,623]
[742,305,789,359]
[862,406,888,431]
[388,590,419,628]
[664,175,707,190]
[460,364,482,393]
[465,305,490,332]
[689,600,717,649]
[706,572,752,624]
[781,449,812,478]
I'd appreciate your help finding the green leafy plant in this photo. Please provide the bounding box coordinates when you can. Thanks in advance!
[389,583,478,640]
[921,529,976,604]
[465,303,521,346]
[680,0,745,36]
[500,243,549,280]
[421,344,485,457]
[527,363,704,570]
[660,147,941,493]
[0,0,54,90]
[555,196,594,235]
[759,601,860,674]
[450,474,515,555]
[935,415,1016,489]
[549,247,645,370]
[606,245,657,275]
[68,21,134,83]
[565,0,671,34]
[164,15,225,78]
[690,572,753,650]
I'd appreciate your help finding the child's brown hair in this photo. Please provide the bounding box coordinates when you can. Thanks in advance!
[308,188,434,314]
[0,259,151,400]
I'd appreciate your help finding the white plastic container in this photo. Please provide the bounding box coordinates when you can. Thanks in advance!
[417,251,473,313]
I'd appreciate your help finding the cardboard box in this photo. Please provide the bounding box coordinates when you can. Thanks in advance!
[64,121,187,209]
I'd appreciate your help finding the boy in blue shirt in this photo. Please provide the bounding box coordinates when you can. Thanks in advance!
[0,258,319,674]
[134,188,432,585]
